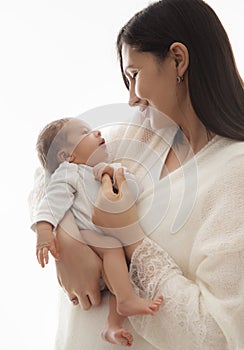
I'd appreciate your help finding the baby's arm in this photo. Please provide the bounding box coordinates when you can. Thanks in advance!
[32,163,80,267]
[36,221,59,268]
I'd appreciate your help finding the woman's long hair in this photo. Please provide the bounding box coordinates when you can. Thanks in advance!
[117,0,244,141]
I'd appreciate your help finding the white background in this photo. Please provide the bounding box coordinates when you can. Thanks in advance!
[0,1,243,349]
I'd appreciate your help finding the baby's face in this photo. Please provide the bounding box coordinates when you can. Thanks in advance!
[66,119,108,166]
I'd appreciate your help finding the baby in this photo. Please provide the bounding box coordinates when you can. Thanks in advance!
[32,117,163,347]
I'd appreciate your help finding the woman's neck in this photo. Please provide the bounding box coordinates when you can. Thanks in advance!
[178,110,214,154]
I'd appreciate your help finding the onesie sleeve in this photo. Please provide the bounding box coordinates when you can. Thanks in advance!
[31,162,80,230]
[128,154,244,350]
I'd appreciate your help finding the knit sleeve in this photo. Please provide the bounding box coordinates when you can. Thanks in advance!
[128,154,244,350]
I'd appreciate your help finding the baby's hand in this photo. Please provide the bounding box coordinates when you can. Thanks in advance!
[36,222,60,268]
[93,162,115,182]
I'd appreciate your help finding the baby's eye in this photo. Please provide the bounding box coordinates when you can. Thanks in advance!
[82,128,90,134]
[132,71,138,79]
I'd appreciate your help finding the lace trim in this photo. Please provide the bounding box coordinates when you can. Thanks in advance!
[128,237,227,350]
[129,237,180,299]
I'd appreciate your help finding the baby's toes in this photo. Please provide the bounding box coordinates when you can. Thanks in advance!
[121,330,133,346]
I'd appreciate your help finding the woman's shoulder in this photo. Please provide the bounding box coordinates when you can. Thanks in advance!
[205,137,244,189]
[217,136,243,165]
[195,136,243,189]
[201,135,243,167]
[215,135,243,150]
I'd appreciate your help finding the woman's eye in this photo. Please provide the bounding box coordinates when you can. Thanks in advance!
[132,72,138,79]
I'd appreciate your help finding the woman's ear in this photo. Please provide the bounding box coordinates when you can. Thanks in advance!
[169,42,189,77]
[57,149,74,163]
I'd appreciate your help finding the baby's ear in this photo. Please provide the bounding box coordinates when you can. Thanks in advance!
[57,149,73,162]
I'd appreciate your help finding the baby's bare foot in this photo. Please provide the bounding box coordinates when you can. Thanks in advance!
[117,295,163,317]
[101,326,133,347]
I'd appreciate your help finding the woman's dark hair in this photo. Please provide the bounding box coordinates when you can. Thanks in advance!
[117,0,244,141]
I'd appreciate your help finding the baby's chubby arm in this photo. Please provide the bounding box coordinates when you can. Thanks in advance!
[36,221,60,268]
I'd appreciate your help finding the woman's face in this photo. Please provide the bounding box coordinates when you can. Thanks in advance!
[121,43,181,122]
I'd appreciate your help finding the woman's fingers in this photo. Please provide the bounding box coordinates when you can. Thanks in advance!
[67,293,90,309]
[67,288,102,310]
[77,294,92,310]
[58,278,102,310]
[62,283,92,310]
[86,285,102,307]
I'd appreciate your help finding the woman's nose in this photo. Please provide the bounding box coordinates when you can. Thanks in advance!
[128,87,148,109]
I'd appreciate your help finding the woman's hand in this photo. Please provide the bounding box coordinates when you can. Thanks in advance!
[55,225,103,310]
[92,168,144,246]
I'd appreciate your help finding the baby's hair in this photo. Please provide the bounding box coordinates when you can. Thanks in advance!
[36,118,73,174]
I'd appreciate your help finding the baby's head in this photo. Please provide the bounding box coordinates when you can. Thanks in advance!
[36,117,107,173]
[36,118,71,173]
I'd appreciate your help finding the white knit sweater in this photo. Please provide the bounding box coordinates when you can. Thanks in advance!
[30,114,244,350]
[129,135,244,350]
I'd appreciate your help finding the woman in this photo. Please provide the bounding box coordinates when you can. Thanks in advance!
[42,0,243,349]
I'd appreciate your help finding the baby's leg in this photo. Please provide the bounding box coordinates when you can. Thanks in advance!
[101,293,133,347]
[81,230,163,317]
[104,247,162,317]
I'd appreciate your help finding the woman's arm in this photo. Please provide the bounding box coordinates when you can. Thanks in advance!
[29,167,104,310]
[55,218,103,310]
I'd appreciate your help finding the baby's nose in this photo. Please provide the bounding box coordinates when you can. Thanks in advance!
[94,130,101,137]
